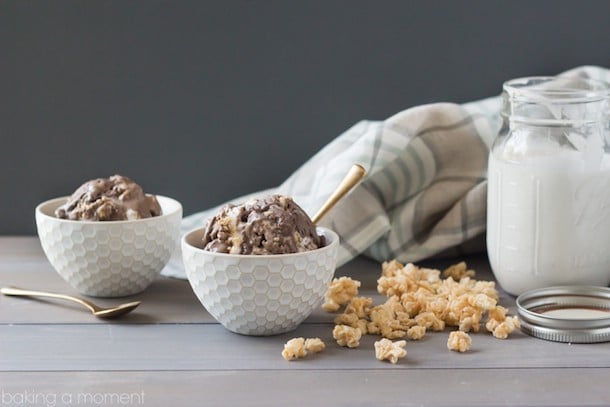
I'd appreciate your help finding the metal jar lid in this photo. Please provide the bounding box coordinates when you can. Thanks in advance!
[516,285,610,343]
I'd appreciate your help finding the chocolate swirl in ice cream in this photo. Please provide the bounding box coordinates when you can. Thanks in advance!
[202,195,325,255]
[55,175,162,221]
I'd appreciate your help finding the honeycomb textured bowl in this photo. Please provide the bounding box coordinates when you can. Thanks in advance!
[36,196,182,297]
[182,227,339,336]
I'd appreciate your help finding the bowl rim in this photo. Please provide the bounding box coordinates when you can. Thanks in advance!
[36,195,182,224]
[182,226,339,259]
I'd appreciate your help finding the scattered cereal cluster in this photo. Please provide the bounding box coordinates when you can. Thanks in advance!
[447,331,472,352]
[281,337,326,361]
[374,338,407,364]
[327,260,519,351]
[322,277,361,312]
[283,260,520,361]
[374,260,517,338]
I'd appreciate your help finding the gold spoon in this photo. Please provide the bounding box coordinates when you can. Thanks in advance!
[311,163,367,224]
[0,286,141,319]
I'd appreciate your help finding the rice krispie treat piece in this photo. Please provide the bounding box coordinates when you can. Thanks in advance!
[282,338,308,361]
[367,300,408,339]
[447,331,472,352]
[333,325,362,348]
[334,312,368,335]
[381,259,405,277]
[323,277,361,312]
[399,292,422,317]
[490,316,520,339]
[458,307,483,333]
[485,305,520,339]
[374,338,407,364]
[442,261,475,281]
[304,338,326,353]
[281,337,326,361]
[468,293,497,310]
[378,262,441,298]
[415,311,446,332]
[344,296,373,319]
[406,325,426,340]
[485,305,508,333]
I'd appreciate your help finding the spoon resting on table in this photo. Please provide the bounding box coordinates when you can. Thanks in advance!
[0,286,140,319]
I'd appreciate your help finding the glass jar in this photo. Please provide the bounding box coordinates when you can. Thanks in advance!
[487,76,610,295]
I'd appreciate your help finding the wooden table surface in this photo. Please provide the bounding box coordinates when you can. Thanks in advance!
[1,236,610,406]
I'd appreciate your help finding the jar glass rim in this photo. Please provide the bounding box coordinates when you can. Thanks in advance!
[503,76,610,103]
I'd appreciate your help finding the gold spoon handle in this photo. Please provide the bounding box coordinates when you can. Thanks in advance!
[1,286,98,313]
[311,164,367,224]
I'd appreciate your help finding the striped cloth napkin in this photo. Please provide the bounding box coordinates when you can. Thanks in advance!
[162,65,609,279]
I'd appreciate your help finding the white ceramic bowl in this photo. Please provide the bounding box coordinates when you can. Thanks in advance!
[36,196,182,297]
[182,227,339,336]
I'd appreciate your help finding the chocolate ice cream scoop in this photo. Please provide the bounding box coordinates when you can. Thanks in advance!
[55,175,162,221]
[202,195,325,255]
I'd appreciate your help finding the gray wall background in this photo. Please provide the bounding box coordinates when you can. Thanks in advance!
[1,0,609,234]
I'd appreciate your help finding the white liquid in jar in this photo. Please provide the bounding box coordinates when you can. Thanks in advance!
[487,150,610,295]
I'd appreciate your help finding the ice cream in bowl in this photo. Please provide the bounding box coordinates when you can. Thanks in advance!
[182,195,339,336]
[36,175,182,297]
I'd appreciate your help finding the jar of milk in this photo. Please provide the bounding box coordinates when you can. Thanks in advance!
[487,76,610,295]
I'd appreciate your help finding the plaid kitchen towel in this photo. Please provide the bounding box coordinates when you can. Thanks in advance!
[162,65,610,279]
